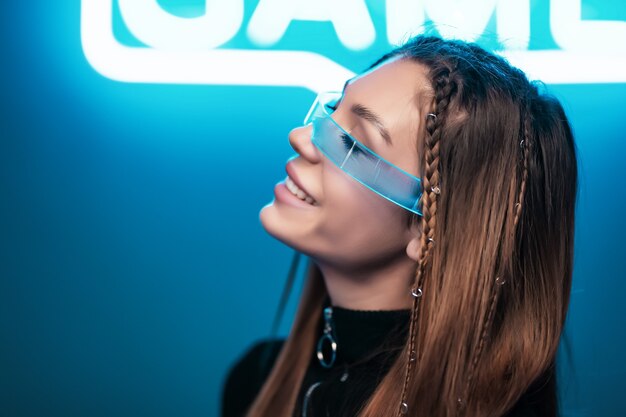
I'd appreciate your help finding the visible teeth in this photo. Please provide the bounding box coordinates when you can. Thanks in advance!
[285,176,315,204]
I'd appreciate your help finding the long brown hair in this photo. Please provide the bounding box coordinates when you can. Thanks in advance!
[246,35,578,417]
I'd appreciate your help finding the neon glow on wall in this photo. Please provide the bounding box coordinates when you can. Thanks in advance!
[81,0,626,91]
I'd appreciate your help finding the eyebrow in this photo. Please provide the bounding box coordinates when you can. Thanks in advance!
[341,79,393,145]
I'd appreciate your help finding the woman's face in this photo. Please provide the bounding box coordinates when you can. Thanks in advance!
[260,57,433,271]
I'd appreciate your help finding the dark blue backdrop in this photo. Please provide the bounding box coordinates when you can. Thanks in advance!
[1,1,625,416]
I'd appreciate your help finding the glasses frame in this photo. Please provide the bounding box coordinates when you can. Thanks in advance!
[303,91,423,216]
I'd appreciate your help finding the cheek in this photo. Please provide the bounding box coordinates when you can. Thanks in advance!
[317,167,409,258]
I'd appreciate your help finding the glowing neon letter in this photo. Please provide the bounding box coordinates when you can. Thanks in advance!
[117,0,244,50]
[392,0,530,50]
[386,0,425,46]
[247,0,376,50]
[551,0,626,52]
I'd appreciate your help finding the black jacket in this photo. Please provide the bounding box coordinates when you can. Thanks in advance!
[222,305,545,417]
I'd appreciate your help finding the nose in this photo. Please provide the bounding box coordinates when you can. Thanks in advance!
[288,124,322,164]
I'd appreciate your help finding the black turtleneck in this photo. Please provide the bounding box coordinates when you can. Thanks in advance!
[292,302,411,417]
[221,302,542,417]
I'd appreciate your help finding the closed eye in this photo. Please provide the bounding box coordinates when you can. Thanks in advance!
[340,134,377,162]
[340,134,361,154]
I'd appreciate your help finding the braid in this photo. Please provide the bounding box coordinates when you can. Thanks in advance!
[397,66,456,416]
[460,95,534,409]
[515,104,532,228]
[460,273,504,409]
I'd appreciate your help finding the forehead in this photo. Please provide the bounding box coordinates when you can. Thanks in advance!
[346,57,433,108]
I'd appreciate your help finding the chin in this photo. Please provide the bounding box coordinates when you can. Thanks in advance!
[260,204,295,244]
[259,204,315,255]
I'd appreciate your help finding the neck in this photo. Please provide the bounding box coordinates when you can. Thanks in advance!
[315,254,416,311]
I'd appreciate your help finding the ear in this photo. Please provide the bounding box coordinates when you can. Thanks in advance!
[405,219,423,262]
[406,235,421,262]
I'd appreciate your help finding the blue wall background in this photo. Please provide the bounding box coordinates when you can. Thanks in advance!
[1,1,625,416]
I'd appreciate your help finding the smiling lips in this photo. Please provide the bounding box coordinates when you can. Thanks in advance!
[285,162,317,205]
[285,176,316,205]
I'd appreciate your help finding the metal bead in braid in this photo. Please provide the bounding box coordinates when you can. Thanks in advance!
[459,106,533,409]
[397,69,454,416]
[398,267,423,415]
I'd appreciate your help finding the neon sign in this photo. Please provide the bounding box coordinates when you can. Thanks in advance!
[81,0,626,90]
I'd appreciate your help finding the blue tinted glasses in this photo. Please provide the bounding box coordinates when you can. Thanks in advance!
[303,92,423,215]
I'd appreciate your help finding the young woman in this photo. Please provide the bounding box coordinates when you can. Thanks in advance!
[222,35,578,417]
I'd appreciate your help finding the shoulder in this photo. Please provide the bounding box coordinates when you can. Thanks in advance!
[504,401,540,417]
[504,391,548,417]
[221,338,286,417]
[505,365,558,417]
